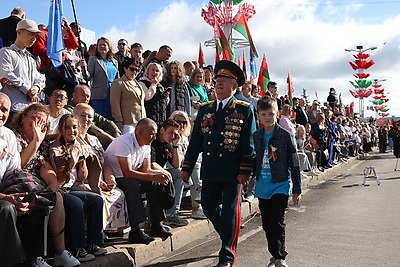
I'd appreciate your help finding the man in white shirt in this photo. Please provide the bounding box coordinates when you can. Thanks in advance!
[105,118,174,244]
[0,93,29,266]
[0,19,44,120]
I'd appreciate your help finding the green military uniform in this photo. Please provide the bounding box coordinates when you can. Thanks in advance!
[182,96,256,265]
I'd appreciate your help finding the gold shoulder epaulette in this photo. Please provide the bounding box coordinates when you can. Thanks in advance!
[235,100,251,107]
[201,100,215,108]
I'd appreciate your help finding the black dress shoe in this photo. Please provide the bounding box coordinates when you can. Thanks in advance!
[128,229,155,244]
[215,262,232,267]
[151,223,173,238]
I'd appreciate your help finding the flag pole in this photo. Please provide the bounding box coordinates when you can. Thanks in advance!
[70,0,82,55]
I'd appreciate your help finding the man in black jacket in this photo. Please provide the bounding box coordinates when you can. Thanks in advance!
[295,98,309,126]
[0,7,25,47]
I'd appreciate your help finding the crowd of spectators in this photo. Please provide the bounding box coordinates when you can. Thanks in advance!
[0,7,388,267]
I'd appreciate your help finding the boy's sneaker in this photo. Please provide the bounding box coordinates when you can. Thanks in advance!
[191,208,207,219]
[267,257,275,267]
[163,214,189,227]
[75,248,95,262]
[87,244,107,256]
[32,257,51,267]
[53,250,80,267]
[275,259,288,267]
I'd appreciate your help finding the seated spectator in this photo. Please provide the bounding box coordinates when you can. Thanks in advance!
[149,119,186,227]
[169,111,207,219]
[279,104,296,135]
[9,103,80,267]
[0,92,26,267]
[304,123,322,173]
[73,103,129,231]
[110,58,146,134]
[162,60,191,118]
[105,118,174,244]
[65,84,121,147]
[49,114,106,262]
[139,62,169,126]
[46,88,71,140]
[311,113,329,169]
[295,125,315,177]
[0,19,44,121]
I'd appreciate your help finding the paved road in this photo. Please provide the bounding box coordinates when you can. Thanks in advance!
[144,153,400,267]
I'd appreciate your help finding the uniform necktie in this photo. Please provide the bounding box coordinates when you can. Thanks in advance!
[217,102,223,112]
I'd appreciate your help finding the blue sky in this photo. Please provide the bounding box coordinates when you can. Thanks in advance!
[2,0,400,117]
[2,0,399,37]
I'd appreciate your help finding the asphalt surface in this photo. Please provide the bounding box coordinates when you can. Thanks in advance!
[144,152,400,267]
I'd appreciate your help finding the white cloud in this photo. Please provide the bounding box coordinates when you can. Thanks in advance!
[101,0,400,118]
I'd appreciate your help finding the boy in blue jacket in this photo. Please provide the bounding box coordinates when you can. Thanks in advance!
[253,96,302,267]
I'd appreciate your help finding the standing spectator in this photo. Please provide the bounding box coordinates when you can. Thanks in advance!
[114,39,130,77]
[307,100,321,124]
[183,61,195,82]
[105,118,174,244]
[378,126,388,153]
[110,58,146,134]
[203,65,215,97]
[0,19,44,120]
[0,7,25,47]
[146,45,173,75]
[33,17,78,96]
[162,60,191,117]
[242,81,258,107]
[65,84,121,147]
[253,96,301,267]
[188,68,208,116]
[181,60,256,267]
[130,42,144,79]
[294,98,309,126]
[70,22,87,61]
[139,62,168,126]
[327,87,338,109]
[87,37,118,120]
[265,81,282,110]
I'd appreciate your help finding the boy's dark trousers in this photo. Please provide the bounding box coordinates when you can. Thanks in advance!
[259,194,289,260]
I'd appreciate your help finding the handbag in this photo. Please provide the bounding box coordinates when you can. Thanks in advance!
[0,169,56,216]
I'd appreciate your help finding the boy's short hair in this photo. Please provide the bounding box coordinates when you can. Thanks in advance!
[161,119,180,130]
[257,96,278,112]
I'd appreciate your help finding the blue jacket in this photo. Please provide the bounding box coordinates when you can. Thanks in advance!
[253,124,302,195]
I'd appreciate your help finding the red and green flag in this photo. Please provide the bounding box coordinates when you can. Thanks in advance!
[242,50,247,80]
[234,13,258,58]
[198,43,205,67]
[214,22,235,62]
[287,69,294,105]
[257,54,270,95]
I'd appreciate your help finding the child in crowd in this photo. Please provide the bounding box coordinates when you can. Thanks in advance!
[253,96,302,267]
[49,114,106,263]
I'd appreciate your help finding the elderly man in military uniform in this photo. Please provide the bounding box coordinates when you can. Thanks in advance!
[181,60,256,267]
